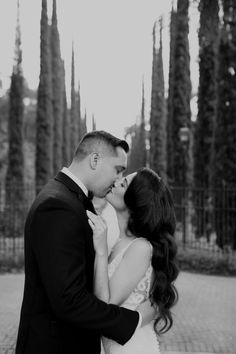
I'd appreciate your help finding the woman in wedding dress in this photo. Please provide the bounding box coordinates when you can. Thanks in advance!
[87,167,179,353]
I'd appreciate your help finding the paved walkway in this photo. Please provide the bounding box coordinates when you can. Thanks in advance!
[0,271,236,354]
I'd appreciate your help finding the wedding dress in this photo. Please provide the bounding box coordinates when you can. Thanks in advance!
[102,238,161,354]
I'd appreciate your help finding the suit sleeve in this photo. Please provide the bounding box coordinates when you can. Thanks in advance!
[30,198,139,344]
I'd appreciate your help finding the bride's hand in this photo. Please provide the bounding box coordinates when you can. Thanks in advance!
[86,210,108,257]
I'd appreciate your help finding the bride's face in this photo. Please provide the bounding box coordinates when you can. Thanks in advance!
[105,172,137,211]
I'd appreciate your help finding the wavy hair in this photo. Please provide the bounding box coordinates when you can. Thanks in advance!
[124,167,179,334]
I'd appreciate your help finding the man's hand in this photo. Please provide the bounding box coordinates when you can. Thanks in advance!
[137,298,158,327]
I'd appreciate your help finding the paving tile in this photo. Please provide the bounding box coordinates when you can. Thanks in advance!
[0,271,236,353]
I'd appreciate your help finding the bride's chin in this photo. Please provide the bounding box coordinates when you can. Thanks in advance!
[105,193,111,201]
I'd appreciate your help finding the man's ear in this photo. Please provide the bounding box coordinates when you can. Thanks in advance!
[89,152,100,170]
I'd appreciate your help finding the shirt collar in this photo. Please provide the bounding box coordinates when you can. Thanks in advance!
[61,167,88,197]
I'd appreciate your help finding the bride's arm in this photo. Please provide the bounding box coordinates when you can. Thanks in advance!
[87,211,110,302]
[94,253,109,302]
[87,211,157,326]
[108,239,151,305]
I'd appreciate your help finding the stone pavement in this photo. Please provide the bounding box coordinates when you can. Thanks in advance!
[0,273,24,354]
[0,271,236,354]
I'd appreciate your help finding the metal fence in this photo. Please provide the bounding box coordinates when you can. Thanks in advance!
[171,187,236,255]
[0,184,36,267]
[0,184,236,268]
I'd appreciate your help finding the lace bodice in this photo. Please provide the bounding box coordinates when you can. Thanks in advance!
[108,238,153,310]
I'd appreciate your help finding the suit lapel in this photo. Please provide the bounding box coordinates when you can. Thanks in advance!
[55,171,96,214]
[55,171,96,289]
[55,171,87,203]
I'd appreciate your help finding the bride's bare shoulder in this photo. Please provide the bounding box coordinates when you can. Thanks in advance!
[124,237,152,261]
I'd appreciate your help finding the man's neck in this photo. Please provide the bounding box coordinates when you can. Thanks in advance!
[62,166,88,196]
[67,164,87,187]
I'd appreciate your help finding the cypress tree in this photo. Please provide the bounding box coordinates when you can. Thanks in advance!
[193,0,219,239]
[36,0,53,191]
[126,82,147,173]
[70,44,78,158]
[77,82,83,141]
[149,18,167,181]
[61,60,70,166]
[0,95,8,179]
[171,0,191,186]
[167,6,177,183]
[194,0,219,189]
[125,123,140,174]
[92,114,96,131]
[81,109,87,136]
[5,0,25,237]
[213,0,236,248]
[139,80,147,168]
[51,0,63,173]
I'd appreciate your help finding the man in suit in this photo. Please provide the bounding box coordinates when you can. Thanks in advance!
[16,131,152,354]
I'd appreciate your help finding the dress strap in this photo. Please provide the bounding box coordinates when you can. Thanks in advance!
[119,238,137,257]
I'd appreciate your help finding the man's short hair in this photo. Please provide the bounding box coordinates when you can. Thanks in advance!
[73,130,129,161]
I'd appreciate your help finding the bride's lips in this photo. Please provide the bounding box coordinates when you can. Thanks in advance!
[107,185,114,194]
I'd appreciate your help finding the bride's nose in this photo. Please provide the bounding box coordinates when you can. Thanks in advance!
[114,180,122,188]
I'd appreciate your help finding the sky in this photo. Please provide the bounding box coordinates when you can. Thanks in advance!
[0,0,199,138]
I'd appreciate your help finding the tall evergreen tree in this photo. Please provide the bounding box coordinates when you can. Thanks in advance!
[213,0,236,248]
[61,60,70,166]
[92,114,96,131]
[0,95,8,179]
[70,44,78,158]
[149,18,167,181]
[77,82,83,141]
[5,0,24,237]
[125,82,147,173]
[167,6,177,183]
[194,0,219,189]
[171,0,191,186]
[81,109,87,137]
[193,0,219,239]
[125,123,140,174]
[51,0,63,173]
[36,0,53,191]
[139,80,147,168]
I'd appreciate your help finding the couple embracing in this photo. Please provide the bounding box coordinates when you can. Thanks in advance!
[16,130,179,354]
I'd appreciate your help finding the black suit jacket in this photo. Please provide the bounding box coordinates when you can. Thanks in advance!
[15,172,139,354]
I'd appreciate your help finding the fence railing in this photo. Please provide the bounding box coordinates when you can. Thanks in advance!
[171,186,236,255]
[0,184,236,268]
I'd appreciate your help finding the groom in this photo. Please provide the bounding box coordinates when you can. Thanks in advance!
[16,131,150,354]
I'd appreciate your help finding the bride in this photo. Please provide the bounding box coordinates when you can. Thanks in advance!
[87,167,179,353]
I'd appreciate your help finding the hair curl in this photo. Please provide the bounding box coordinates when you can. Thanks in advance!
[124,167,179,334]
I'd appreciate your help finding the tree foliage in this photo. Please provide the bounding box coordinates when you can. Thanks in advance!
[171,0,191,186]
[61,60,70,166]
[36,0,53,190]
[51,0,63,173]
[212,0,236,248]
[70,45,78,158]
[150,19,167,181]
[4,0,25,237]
[194,0,219,189]
[167,6,177,184]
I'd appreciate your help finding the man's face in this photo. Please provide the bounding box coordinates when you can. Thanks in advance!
[92,146,127,198]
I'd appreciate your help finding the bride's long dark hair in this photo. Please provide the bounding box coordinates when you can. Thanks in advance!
[124,167,179,334]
